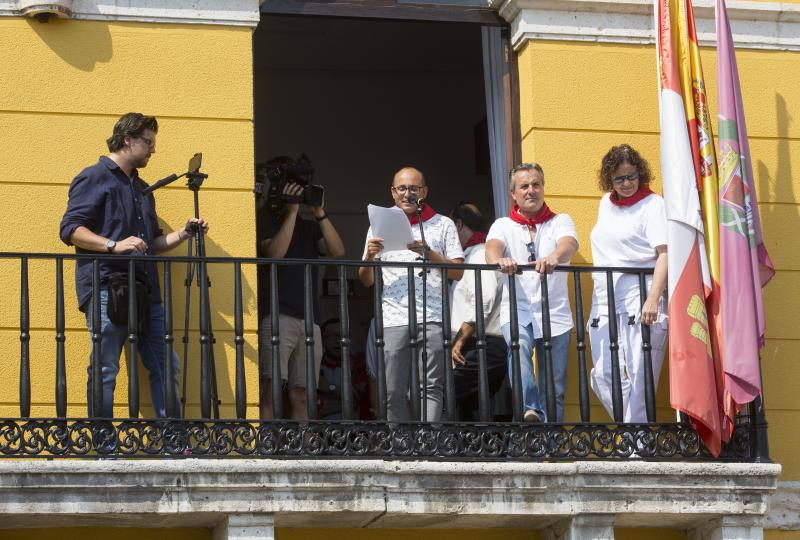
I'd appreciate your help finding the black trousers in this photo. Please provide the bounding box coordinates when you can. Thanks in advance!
[452,334,508,421]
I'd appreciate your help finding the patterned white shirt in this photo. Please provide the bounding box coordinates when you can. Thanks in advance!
[364,213,464,329]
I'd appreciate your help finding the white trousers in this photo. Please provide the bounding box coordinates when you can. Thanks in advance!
[588,313,668,423]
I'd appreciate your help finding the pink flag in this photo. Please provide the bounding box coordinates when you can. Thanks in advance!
[715,0,775,431]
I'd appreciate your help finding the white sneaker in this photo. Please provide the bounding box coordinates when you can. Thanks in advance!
[523,410,542,423]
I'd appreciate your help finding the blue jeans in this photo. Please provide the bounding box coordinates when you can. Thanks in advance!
[502,323,543,418]
[84,289,181,418]
[534,329,572,423]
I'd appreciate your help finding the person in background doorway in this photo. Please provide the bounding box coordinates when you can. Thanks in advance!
[258,156,345,420]
[448,202,507,420]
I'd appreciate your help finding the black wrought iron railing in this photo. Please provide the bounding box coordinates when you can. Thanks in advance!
[0,252,765,460]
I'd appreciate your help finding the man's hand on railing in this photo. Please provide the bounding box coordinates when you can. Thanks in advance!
[532,252,559,276]
[494,257,518,275]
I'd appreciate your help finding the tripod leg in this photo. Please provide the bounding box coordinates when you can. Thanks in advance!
[180,236,195,418]
[195,226,222,419]
[205,292,221,419]
[197,231,212,419]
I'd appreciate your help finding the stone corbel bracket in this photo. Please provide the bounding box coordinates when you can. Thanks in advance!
[492,0,800,51]
[0,0,260,26]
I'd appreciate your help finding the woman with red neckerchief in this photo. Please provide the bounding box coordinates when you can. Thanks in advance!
[588,144,669,424]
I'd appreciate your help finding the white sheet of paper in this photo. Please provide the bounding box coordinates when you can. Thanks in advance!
[367,204,415,253]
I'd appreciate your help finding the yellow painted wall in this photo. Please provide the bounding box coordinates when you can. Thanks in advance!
[0,12,798,540]
[516,38,800,480]
[0,17,258,419]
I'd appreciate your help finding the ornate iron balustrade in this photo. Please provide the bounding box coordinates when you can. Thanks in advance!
[0,252,767,460]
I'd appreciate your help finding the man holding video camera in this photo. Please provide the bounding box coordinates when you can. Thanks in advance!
[257,155,345,421]
[59,112,208,419]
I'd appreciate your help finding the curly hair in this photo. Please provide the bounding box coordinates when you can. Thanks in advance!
[597,144,652,192]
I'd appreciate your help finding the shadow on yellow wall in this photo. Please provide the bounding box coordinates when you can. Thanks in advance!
[26,17,112,71]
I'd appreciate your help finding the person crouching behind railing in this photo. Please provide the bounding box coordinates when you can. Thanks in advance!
[485,163,579,423]
[448,202,508,421]
[588,144,668,423]
[358,167,464,422]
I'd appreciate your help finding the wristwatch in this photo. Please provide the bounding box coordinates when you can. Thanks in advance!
[105,239,116,253]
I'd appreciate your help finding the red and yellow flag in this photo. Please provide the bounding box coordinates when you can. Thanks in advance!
[656,0,723,456]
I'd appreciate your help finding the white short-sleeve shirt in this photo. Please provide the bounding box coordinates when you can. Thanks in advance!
[364,212,464,328]
[589,192,667,315]
[486,214,578,337]
[450,243,504,337]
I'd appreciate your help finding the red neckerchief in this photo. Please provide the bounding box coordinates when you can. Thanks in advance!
[407,203,436,225]
[610,186,654,207]
[509,203,556,229]
[463,232,487,249]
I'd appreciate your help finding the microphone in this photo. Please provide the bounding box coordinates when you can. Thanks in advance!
[415,197,426,209]
[142,173,180,194]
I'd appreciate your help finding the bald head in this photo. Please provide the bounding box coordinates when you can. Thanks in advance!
[393,167,425,187]
[390,166,428,214]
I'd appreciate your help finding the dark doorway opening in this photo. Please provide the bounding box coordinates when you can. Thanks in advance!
[253,14,495,350]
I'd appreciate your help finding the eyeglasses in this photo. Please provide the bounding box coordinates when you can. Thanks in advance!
[611,172,639,185]
[138,136,155,149]
[526,241,536,262]
[392,184,425,195]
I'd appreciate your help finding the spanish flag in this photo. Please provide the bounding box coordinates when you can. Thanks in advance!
[655,0,722,456]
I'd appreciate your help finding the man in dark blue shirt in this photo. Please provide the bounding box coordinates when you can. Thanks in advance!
[60,112,208,418]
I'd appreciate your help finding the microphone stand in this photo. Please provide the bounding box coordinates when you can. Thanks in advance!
[414,198,429,422]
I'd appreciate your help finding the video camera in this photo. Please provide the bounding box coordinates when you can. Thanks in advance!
[254,153,324,214]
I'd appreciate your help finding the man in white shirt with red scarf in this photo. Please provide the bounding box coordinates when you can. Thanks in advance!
[359,167,464,422]
[485,163,578,423]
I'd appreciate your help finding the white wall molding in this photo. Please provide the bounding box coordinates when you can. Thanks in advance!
[492,0,800,51]
[0,460,781,530]
[0,0,260,27]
